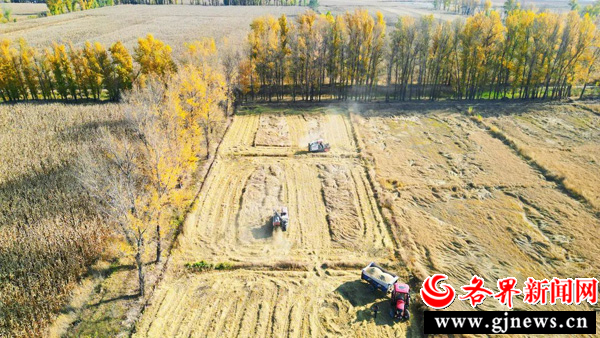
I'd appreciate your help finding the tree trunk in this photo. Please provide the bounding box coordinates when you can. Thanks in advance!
[136,239,145,296]
[580,82,588,99]
[156,222,162,263]
[205,126,211,160]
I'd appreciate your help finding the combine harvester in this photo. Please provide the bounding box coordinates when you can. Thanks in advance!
[272,207,289,232]
[308,139,330,153]
[361,262,411,320]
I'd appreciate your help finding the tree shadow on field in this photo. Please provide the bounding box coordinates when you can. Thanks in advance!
[335,280,397,327]
[0,164,85,226]
[354,299,397,327]
[239,99,566,119]
[251,217,274,240]
[335,280,385,307]
[58,119,132,142]
[352,100,547,118]
[1,115,133,227]
[0,99,119,107]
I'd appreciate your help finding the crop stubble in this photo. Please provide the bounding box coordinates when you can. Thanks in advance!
[135,111,404,337]
[136,270,406,337]
[137,104,600,336]
[485,104,600,210]
[354,108,600,315]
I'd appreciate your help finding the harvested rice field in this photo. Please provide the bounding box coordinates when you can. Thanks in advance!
[134,108,415,337]
[483,103,600,210]
[353,103,600,317]
[135,102,600,336]
[135,270,414,337]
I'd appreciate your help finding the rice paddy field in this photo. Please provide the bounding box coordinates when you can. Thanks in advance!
[3,99,598,336]
[133,102,600,336]
[133,107,416,337]
[1,1,600,337]
[353,102,600,297]
[1,3,47,21]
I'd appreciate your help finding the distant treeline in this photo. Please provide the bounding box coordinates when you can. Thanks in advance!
[188,0,308,4]
[0,35,177,102]
[44,0,307,16]
[241,9,600,102]
[113,0,307,4]
[433,0,484,16]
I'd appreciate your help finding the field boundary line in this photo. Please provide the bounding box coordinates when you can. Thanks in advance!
[572,102,600,117]
[466,112,600,217]
[227,152,360,159]
[346,108,429,334]
[346,110,400,251]
[129,116,234,336]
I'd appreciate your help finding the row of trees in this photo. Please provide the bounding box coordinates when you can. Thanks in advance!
[78,37,232,296]
[243,10,386,101]
[46,0,116,15]
[0,34,177,102]
[1,34,234,335]
[242,9,600,102]
[199,0,309,5]
[437,0,600,19]
[570,0,600,18]
[45,0,308,16]
[433,0,485,15]
[0,5,13,23]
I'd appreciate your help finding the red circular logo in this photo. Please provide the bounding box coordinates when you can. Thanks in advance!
[420,274,456,309]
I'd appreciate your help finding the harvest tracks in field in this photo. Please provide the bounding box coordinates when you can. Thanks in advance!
[135,110,411,337]
[136,270,407,337]
[221,113,357,157]
[355,107,600,316]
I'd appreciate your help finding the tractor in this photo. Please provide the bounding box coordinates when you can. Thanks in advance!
[390,283,410,321]
[272,207,289,232]
[308,139,330,153]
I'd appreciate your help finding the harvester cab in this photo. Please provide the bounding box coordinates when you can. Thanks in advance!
[308,139,330,153]
[390,283,410,320]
